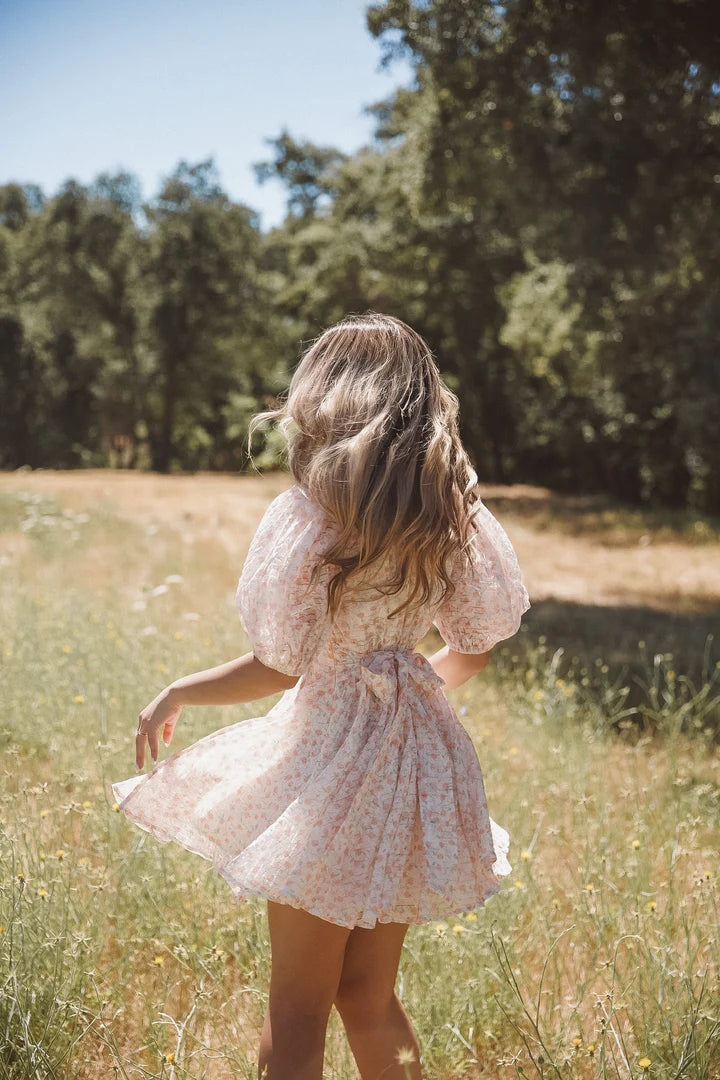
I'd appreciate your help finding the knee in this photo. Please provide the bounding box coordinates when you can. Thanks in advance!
[334,980,396,1028]
[268,990,333,1033]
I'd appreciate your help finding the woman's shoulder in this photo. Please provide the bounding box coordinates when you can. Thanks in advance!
[240,484,335,592]
[259,484,336,543]
[265,482,322,518]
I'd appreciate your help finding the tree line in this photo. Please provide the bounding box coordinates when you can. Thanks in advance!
[1,0,719,511]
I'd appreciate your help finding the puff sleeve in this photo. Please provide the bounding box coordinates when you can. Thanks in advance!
[434,501,530,654]
[235,487,334,677]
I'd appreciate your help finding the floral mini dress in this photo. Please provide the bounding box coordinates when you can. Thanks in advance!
[113,485,530,929]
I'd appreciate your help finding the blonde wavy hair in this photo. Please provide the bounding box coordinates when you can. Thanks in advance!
[249,313,482,616]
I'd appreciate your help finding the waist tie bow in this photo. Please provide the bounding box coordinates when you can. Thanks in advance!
[360,649,445,704]
[359,648,458,893]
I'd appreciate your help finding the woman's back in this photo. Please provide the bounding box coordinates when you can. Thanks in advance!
[237,483,529,676]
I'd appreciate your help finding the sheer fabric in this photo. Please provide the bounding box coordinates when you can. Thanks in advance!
[114,486,530,928]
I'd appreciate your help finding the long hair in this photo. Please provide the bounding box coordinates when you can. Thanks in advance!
[249,312,482,616]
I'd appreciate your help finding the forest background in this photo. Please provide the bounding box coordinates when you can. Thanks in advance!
[1,0,719,513]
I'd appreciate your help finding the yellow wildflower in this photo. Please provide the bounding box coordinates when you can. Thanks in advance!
[112,802,120,812]
[452,924,467,934]
[73,695,85,704]
[572,1037,582,1047]
[153,955,165,966]
[82,800,92,809]
[521,850,532,860]
[632,838,641,849]
[585,883,595,893]
[647,900,657,912]
[163,1052,176,1064]
[587,1043,596,1055]
[40,809,49,818]
[514,880,525,889]
[38,887,48,899]
[464,911,478,921]
[56,849,66,860]
[638,1058,651,1070]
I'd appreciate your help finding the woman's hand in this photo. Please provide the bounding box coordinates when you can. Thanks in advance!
[136,687,183,770]
[133,652,299,770]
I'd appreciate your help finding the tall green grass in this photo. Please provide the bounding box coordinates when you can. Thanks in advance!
[1,484,718,1079]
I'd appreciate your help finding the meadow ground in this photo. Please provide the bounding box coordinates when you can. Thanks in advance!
[0,470,719,1080]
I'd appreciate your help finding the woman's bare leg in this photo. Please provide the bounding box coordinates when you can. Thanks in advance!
[333,921,422,1080]
[258,901,351,1080]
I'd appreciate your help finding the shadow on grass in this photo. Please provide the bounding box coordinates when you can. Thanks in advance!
[521,598,717,673]
[482,486,720,545]
[494,598,720,732]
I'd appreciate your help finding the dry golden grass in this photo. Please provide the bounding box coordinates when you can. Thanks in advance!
[2,470,718,614]
[4,468,716,705]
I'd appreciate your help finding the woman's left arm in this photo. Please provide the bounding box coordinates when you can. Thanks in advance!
[135,653,298,769]
[428,645,490,691]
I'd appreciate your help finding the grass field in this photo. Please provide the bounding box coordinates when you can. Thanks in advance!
[1,470,719,1080]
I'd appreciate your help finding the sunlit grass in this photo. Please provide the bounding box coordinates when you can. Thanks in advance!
[1,475,719,1079]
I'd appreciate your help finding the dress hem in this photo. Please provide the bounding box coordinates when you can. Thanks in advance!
[113,782,507,931]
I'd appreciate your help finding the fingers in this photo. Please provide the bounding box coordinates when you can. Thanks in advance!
[163,706,181,746]
[136,709,159,769]
[135,696,180,767]
[135,729,146,770]
[135,727,159,769]
[147,724,159,765]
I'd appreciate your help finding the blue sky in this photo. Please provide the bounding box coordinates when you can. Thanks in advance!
[0,0,414,228]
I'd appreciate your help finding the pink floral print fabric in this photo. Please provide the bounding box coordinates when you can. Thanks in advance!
[113,486,530,928]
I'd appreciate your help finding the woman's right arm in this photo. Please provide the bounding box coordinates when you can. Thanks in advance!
[168,652,299,705]
[135,652,298,769]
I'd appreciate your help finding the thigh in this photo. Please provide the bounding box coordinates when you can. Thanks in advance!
[266,901,352,1009]
[336,920,409,1001]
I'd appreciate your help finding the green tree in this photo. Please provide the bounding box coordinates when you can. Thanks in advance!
[255,131,347,220]
[363,0,720,507]
[143,159,284,472]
